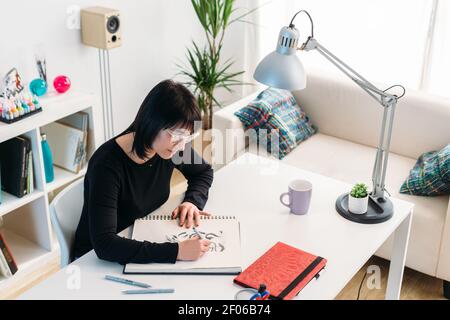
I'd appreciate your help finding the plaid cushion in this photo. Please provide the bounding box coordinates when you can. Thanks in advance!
[400,144,450,196]
[234,88,316,159]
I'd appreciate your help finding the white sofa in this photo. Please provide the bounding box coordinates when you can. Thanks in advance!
[212,71,450,296]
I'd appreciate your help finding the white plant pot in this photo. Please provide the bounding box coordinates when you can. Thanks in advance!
[348,194,368,214]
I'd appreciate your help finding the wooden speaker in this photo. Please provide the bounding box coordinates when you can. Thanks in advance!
[81,6,122,50]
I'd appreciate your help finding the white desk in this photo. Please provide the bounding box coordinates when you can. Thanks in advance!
[20,153,413,300]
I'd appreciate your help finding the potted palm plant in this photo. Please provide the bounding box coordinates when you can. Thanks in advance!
[177,0,259,130]
[348,183,369,214]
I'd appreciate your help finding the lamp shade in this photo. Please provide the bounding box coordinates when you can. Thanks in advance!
[253,51,306,91]
[253,26,307,91]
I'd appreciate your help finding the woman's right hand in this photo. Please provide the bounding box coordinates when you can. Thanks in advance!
[177,236,211,261]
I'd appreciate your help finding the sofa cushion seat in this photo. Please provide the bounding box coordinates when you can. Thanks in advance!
[249,133,449,276]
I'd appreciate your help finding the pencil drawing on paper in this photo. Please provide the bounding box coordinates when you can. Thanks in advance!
[166,230,225,252]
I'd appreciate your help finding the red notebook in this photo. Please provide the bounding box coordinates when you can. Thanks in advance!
[234,242,327,300]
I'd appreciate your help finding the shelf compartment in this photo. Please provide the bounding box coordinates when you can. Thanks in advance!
[0,191,45,218]
[0,229,59,292]
[0,92,98,143]
[45,166,87,193]
[1,196,52,252]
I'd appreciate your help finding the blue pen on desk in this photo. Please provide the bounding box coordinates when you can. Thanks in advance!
[104,275,151,288]
[122,288,175,294]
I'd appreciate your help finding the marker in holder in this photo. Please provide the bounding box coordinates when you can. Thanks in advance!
[0,92,43,124]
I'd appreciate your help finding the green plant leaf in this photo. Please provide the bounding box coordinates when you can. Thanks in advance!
[178,0,262,124]
[222,0,234,27]
[191,0,209,31]
[350,183,369,198]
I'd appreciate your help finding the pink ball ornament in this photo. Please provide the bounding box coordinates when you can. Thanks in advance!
[53,75,71,93]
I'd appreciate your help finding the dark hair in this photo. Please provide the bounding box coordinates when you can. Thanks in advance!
[126,79,201,159]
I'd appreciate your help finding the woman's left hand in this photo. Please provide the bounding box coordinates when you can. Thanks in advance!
[172,202,211,228]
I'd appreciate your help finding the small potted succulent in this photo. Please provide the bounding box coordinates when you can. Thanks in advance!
[348,183,369,214]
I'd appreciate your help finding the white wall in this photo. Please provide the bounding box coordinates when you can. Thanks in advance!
[251,0,434,91]
[2,0,447,137]
[0,0,249,135]
[426,0,450,98]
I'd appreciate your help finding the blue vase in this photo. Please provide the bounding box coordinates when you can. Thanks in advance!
[29,78,47,97]
[41,134,54,183]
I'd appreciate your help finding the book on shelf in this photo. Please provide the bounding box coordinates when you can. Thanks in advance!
[0,233,18,278]
[42,112,89,174]
[0,250,11,278]
[27,152,34,194]
[58,112,89,169]
[0,136,33,198]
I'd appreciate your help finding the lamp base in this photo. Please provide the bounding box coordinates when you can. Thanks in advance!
[335,193,393,224]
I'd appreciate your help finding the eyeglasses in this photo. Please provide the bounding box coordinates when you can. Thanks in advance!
[165,128,199,145]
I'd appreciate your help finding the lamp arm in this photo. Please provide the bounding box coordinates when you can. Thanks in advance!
[301,37,396,106]
[300,37,401,199]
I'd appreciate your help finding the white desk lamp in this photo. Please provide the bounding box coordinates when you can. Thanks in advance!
[254,10,406,224]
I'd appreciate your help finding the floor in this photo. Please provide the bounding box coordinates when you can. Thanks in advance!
[336,256,445,300]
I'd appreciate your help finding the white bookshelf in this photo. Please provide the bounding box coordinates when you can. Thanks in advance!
[0,91,102,296]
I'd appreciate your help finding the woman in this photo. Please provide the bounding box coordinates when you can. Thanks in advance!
[73,80,213,265]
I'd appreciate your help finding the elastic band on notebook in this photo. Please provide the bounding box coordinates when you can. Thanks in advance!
[277,256,324,299]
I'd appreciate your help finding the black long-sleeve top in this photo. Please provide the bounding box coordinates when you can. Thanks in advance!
[73,138,214,265]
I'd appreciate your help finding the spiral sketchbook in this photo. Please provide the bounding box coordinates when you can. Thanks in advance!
[123,215,242,275]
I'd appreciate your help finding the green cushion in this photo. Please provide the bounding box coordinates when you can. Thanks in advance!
[400,144,450,196]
